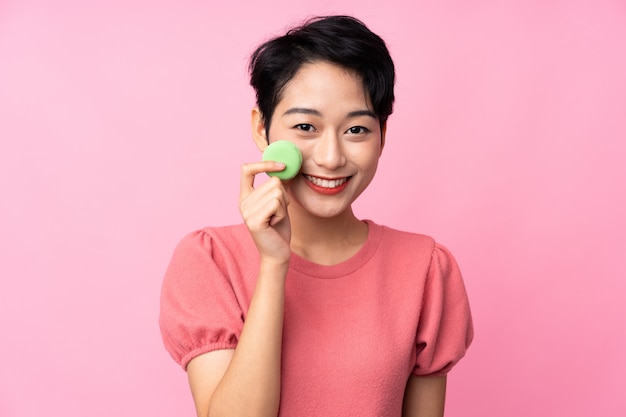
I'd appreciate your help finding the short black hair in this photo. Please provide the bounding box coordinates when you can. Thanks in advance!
[249,15,395,133]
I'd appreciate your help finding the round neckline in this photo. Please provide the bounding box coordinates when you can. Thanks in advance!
[288,219,383,279]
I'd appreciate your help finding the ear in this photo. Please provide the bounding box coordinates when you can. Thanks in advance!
[251,107,269,152]
[379,121,387,155]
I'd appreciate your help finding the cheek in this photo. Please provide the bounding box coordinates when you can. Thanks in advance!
[291,140,314,160]
[352,148,381,170]
[266,119,293,142]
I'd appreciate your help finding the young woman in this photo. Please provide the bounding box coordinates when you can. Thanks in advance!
[160,15,473,417]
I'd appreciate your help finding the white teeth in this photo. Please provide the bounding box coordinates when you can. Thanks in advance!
[305,175,348,188]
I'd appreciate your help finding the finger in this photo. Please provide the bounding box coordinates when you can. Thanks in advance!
[268,188,290,227]
[243,194,286,231]
[253,177,290,207]
[239,161,286,199]
[239,178,287,226]
[239,175,282,214]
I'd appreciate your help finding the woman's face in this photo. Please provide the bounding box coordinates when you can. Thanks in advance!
[254,60,385,220]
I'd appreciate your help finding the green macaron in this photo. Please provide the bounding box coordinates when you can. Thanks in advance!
[262,140,303,181]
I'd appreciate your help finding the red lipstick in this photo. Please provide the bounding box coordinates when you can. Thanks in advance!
[304,175,351,195]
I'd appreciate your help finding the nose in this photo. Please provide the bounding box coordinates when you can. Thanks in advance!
[312,132,347,170]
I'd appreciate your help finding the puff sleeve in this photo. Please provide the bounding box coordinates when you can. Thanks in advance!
[159,230,242,370]
[412,243,474,377]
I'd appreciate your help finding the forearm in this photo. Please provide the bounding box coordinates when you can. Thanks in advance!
[402,375,447,417]
[208,260,287,417]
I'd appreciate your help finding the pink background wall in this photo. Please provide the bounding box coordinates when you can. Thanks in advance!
[1,0,625,415]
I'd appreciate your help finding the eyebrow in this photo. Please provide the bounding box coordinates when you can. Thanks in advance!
[347,110,377,119]
[282,107,377,119]
[283,107,321,117]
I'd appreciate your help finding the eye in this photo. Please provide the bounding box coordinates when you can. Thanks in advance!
[346,126,370,134]
[294,123,316,132]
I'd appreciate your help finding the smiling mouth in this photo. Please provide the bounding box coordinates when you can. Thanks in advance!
[304,174,350,189]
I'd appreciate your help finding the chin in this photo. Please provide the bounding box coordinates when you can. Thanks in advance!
[287,183,364,220]
[306,201,355,219]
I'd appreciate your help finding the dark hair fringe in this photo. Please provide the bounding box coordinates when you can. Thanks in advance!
[249,15,395,132]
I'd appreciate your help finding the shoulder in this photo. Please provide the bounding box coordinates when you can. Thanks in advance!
[165,223,256,278]
[368,220,462,271]
[369,220,435,252]
[180,223,249,243]
[174,223,252,254]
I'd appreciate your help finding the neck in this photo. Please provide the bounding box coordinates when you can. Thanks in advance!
[287,204,368,265]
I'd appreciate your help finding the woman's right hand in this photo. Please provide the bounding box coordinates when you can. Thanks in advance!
[239,161,292,265]
[189,160,290,417]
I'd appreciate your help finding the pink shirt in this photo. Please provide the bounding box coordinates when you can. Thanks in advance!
[159,220,473,416]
